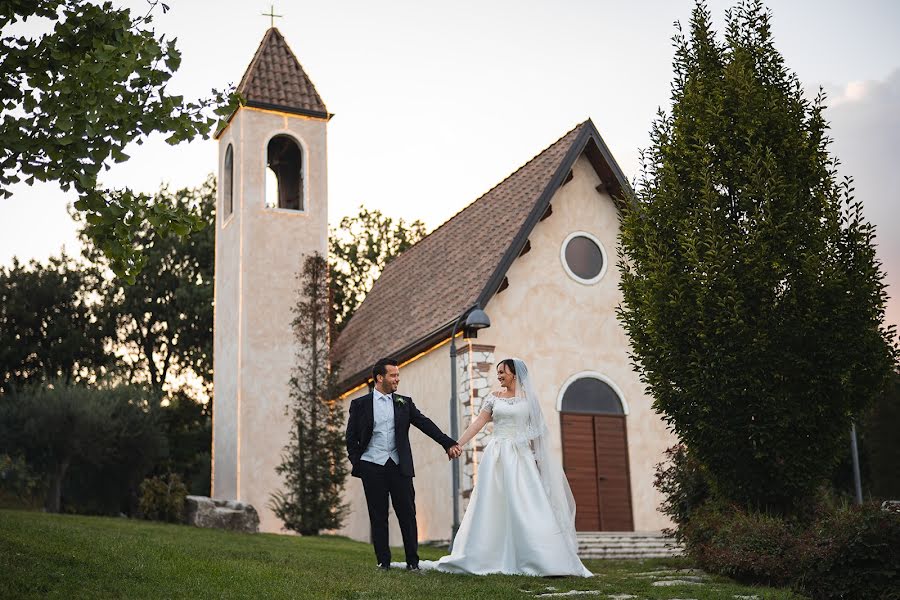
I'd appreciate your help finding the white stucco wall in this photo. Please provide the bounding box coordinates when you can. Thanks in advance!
[470,152,676,531]
[213,107,329,533]
[337,342,455,544]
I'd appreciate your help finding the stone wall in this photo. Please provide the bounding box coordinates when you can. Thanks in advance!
[457,343,495,512]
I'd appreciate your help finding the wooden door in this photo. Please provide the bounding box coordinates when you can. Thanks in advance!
[561,413,634,531]
[561,414,601,530]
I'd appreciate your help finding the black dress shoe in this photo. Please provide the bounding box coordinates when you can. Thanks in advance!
[377,563,391,571]
[406,563,420,571]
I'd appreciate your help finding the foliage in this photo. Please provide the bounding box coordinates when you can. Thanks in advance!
[156,390,211,496]
[653,444,711,537]
[76,176,215,395]
[1,510,807,600]
[617,0,898,513]
[329,206,426,331]
[0,254,112,394]
[668,491,900,598]
[0,382,165,514]
[681,502,800,587]
[0,453,44,509]
[62,385,167,516]
[0,0,240,281]
[271,253,348,535]
[796,503,900,600]
[138,472,188,523]
[862,371,900,500]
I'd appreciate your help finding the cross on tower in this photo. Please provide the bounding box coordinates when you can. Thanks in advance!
[262,4,282,28]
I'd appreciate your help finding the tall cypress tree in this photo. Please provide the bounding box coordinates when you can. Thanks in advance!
[618,0,897,513]
[271,253,348,534]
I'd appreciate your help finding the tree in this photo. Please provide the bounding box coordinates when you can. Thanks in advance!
[0,381,164,513]
[329,207,426,331]
[156,388,212,496]
[0,253,112,394]
[77,176,215,397]
[1,0,239,281]
[617,0,898,513]
[835,370,900,501]
[61,384,167,515]
[271,253,348,535]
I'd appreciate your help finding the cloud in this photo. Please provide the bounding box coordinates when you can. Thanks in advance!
[823,68,900,339]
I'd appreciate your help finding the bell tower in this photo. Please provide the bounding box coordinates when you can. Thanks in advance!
[213,27,330,532]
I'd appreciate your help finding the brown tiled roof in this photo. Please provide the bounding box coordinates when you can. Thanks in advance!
[236,27,328,118]
[332,121,602,392]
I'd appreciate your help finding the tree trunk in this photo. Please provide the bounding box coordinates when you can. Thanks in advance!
[45,457,70,513]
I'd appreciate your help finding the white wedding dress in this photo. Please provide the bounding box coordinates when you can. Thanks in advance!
[417,391,592,577]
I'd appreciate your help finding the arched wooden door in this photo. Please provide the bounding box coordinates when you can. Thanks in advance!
[560,376,634,531]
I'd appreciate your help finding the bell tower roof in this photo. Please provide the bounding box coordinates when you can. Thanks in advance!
[236,27,329,119]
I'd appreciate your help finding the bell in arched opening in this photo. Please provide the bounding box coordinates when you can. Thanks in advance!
[266,134,303,210]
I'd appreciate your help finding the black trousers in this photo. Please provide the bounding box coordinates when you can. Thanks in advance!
[359,458,418,567]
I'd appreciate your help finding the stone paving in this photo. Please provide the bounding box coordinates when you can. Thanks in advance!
[518,567,767,600]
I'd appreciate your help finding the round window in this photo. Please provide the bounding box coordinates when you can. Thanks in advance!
[561,232,606,283]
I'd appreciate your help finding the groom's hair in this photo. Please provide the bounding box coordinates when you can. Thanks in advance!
[372,358,399,382]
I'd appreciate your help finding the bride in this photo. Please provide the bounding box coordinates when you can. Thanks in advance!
[418,358,592,577]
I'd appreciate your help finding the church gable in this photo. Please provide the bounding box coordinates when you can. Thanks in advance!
[332,120,630,393]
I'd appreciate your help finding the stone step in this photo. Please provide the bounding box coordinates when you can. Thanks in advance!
[579,539,681,545]
[578,543,682,549]
[576,531,683,559]
[578,532,672,540]
[579,552,680,559]
[578,539,678,545]
[578,544,679,549]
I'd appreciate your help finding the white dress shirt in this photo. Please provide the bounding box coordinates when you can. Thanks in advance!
[361,389,400,465]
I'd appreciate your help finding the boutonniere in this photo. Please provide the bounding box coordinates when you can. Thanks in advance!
[393,395,406,406]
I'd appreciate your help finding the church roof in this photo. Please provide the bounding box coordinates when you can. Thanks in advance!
[332,119,631,393]
[235,27,329,119]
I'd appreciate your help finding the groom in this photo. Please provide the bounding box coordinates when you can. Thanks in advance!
[346,357,461,570]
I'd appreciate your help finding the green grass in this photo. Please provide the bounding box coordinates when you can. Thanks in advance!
[0,509,805,599]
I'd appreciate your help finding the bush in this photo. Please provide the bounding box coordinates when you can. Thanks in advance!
[673,497,900,597]
[0,453,43,509]
[681,502,800,587]
[138,473,188,523]
[864,372,900,500]
[795,503,900,600]
[0,382,167,515]
[654,444,710,536]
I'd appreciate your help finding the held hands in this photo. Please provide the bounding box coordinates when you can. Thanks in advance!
[446,444,462,460]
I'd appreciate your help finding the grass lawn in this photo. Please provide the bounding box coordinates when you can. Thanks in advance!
[0,509,805,599]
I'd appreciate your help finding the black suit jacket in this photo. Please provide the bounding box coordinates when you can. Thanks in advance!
[345,392,456,478]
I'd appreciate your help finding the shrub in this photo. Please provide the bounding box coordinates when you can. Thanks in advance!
[0,382,167,515]
[654,444,711,536]
[676,498,900,597]
[795,503,900,600]
[139,473,188,523]
[0,453,44,509]
[681,502,800,587]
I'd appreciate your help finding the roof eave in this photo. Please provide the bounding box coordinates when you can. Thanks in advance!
[335,318,457,394]
[476,120,632,307]
[244,100,332,121]
[331,119,632,395]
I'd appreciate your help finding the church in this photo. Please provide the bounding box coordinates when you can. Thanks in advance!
[212,28,677,541]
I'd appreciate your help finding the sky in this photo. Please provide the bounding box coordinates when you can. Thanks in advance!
[1,0,898,333]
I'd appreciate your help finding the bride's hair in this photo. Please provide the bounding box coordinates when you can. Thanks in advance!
[498,358,517,376]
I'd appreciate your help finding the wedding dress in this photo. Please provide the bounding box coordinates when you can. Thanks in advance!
[416,359,592,577]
